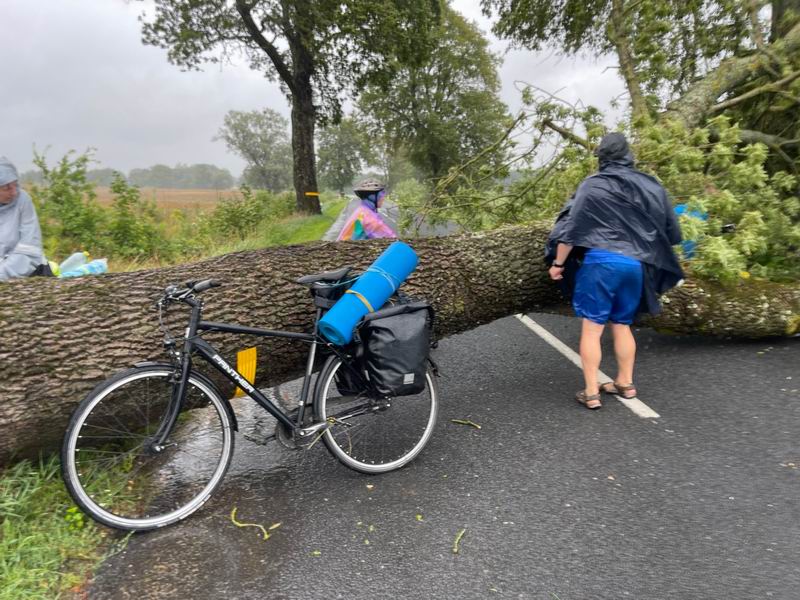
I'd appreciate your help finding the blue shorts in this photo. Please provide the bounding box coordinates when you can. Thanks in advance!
[572,261,643,325]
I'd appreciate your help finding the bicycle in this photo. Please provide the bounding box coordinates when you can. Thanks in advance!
[61,268,439,531]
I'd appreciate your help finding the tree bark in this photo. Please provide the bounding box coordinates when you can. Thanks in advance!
[1,225,798,465]
[609,0,649,122]
[290,84,322,214]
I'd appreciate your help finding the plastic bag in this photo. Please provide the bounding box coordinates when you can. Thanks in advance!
[60,258,108,278]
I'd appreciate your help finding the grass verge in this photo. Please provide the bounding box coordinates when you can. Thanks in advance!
[0,456,126,600]
[111,196,349,272]
[207,196,348,255]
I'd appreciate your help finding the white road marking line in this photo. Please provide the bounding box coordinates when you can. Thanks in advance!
[515,314,660,419]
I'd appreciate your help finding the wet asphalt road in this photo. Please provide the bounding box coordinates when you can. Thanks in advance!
[89,313,799,600]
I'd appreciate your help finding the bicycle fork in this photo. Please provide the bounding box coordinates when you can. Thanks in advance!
[150,301,203,451]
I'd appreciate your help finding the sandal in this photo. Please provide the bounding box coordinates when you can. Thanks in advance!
[600,382,637,399]
[576,391,602,409]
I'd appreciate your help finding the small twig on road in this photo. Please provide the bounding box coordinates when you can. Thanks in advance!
[452,528,467,554]
[451,419,482,430]
[230,507,279,540]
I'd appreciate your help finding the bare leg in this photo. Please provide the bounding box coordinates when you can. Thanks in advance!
[609,323,636,395]
[579,319,605,396]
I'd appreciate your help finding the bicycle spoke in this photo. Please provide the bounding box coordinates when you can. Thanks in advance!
[64,368,233,530]
[315,358,438,473]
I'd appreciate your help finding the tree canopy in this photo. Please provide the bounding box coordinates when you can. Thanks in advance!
[407,1,800,283]
[317,118,372,194]
[137,0,441,212]
[483,0,800,132]
[359,6,511,179]
[216,108,293,193]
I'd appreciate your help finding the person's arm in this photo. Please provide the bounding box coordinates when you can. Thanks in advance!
[549,243,573,280]
[556,181,591,245]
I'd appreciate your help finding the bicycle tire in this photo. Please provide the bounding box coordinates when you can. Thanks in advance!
[313,356,438,474]
[61,364,234,531]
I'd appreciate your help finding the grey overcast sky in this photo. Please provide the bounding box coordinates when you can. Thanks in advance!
[2,0,625,177]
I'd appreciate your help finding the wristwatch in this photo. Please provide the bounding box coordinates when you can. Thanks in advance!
[551,262,565,268]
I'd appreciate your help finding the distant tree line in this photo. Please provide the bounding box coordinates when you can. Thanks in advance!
[21,163,236,189]
[128,163,234,189]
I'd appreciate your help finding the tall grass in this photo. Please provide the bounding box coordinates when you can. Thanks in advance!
[110,196,349,272]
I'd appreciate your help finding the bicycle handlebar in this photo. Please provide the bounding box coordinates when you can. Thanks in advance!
[193,279,222,293]
[160,279,222,304]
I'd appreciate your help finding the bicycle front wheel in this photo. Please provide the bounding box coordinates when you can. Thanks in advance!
[313,356,438,474]
[61,365,234,531]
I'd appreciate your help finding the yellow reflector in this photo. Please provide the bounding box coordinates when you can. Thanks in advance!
[234,347,257,397]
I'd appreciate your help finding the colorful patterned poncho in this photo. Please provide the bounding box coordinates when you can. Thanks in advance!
[337,200,396,241]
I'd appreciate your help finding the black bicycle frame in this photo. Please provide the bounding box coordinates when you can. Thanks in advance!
[153,296,346,447]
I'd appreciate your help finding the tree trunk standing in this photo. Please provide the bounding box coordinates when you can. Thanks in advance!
[291,85,322,214]
[609,0,650,123]
[1,226,798,465]
[290,35,321,214]
[235,0,321,215]
[771,0,800,42]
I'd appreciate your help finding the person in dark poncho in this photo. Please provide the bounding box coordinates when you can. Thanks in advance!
[546,133,684,409]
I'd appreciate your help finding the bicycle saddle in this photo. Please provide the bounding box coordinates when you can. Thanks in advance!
[296,266,353,286]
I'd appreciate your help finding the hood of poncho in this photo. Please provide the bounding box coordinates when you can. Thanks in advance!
[0,157,19,186]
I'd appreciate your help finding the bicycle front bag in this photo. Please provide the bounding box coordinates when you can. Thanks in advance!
[356,301,433,397]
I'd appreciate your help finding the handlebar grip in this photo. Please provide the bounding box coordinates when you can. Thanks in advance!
[193,279,222,293]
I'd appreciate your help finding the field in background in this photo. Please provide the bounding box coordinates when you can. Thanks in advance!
[95,187,242,213]
[110,194,348,272]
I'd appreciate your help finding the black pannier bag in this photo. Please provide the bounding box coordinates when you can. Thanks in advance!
[356,300,434,397]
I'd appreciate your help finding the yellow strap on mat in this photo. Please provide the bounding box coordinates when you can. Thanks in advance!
[234,347,258,397]
[345,289,374,312]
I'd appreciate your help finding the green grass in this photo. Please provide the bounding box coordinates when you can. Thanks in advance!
[111,197,349,272]
[208,197,348,255]
[0,456,120,599]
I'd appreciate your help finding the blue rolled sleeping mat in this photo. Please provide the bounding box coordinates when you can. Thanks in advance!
[318,241,419,346]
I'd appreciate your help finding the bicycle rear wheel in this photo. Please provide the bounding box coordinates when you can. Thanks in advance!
[61,365,234,531]
[313,356,438,474]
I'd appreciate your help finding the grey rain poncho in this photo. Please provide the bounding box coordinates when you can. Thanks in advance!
[0,157,44,281]
[546,134,684,316]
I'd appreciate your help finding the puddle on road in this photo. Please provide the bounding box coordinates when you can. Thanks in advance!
[88,378,334,599]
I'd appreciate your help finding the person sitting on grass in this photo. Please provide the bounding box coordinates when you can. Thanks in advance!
[0,157,47,281]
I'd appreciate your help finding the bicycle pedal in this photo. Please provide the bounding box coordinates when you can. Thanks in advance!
[297,421,332,438]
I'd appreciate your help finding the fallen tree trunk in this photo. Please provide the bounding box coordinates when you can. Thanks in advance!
[1,225,798,465]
